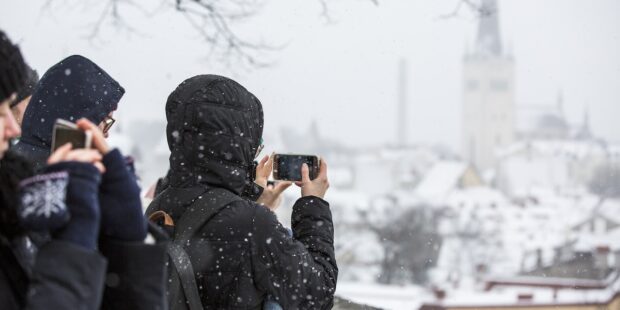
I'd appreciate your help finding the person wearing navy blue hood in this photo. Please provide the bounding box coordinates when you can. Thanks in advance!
[13,55,122,169]
[9,54,168,310]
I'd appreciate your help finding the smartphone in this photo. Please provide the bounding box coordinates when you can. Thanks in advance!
[273,154,320,181]
[51,119,92,152]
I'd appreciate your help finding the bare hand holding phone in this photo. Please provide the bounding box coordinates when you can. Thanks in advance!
[296,159,329,199]
[255,154,292,211]
[47,143,106,173]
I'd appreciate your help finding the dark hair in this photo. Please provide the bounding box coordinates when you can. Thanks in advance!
[12,65,38,107]
[0,151,35,238]
[0,30,27,102]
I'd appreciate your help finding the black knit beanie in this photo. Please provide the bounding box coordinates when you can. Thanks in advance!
[0,30,27,102]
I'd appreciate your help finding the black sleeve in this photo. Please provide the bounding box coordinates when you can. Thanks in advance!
[241,182,264,202]
[250,196,338,310]
[25,240,107,310]
[98,237,168,310]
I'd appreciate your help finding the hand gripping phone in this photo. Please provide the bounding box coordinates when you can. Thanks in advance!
[273,154,319,181]
[51,119,92,152]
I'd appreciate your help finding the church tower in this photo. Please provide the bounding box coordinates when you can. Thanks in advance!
[462,0,515,172]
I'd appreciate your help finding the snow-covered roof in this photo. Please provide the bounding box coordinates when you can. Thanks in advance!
[433,188,591,279]
[335,282,432,310]
[444,187,507,209]
[573,227,620,252]
[414,161,468,202]
[423,272,620,308]
[497,156,569,197]
[571,199,620,232]
[597,199,620,225]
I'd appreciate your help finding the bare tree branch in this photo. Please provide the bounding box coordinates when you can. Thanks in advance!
[175,0,279,69]
[437,0,488,20]
[42,0,379,69]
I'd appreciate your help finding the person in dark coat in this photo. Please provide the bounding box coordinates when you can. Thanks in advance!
[1,29,107,309]
[4,51,167,309]
[146,74,338,309]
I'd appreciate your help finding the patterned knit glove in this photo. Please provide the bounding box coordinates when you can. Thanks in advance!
[19,162,101,250]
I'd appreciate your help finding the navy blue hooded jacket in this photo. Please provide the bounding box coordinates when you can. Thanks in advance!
[13,55,124,170]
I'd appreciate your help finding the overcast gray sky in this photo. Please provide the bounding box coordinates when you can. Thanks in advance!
[1,0,619,151]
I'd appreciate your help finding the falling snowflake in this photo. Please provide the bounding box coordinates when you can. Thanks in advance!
[20,172,69,219]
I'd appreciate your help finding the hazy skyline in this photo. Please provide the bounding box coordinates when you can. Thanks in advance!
[1,0,619,152]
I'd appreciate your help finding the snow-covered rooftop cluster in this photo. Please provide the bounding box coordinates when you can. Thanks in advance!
[421,272,620,309]
[324,137,620,309]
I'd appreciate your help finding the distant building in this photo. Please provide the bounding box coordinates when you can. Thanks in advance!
[420,272,620,310]
[334,282,432,310]
[516,92,570,141]
[572,199,620,235]
[462,0,515,172]
[494,139,610,197]
[414,161,482,203]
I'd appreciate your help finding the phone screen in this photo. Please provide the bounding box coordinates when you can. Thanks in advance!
[274,154,319,181]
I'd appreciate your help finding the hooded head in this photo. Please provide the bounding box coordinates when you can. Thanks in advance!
[165,75,263,194]
[14,55,124,168]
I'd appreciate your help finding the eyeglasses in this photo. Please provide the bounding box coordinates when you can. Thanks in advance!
[102,116,115,134]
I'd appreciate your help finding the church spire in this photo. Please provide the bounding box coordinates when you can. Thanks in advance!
[475,0,502,57]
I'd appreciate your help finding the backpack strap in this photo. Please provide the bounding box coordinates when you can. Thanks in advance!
[167,187,242,310]
[168,242,203,310]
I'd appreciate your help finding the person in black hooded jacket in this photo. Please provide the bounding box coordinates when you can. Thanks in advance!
[146,74,338,309]
[11,54,168,310]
